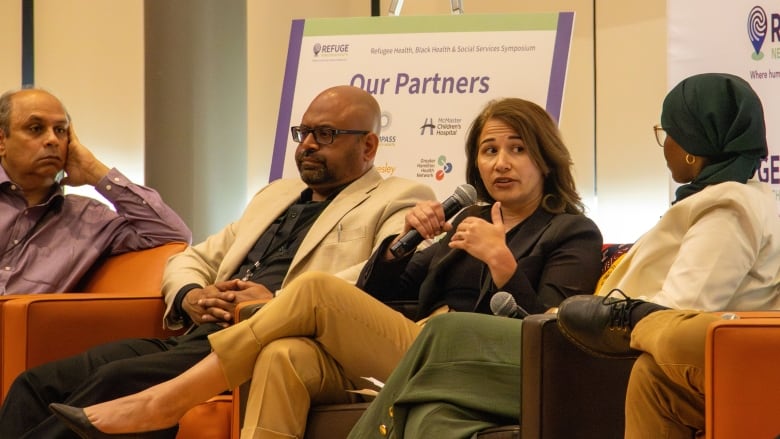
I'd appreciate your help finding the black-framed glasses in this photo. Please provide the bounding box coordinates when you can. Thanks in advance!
[290,125,369,145]
[653,124,666,147]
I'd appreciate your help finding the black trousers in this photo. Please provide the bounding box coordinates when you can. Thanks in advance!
[0,323,219,439]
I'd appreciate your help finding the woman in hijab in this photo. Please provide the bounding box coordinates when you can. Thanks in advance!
[557,72,780,438]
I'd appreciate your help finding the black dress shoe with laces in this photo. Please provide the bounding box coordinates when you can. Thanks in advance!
[557,289,643,358]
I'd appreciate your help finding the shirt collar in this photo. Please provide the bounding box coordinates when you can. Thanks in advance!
[299,184,348,203]
[0,164,65,206]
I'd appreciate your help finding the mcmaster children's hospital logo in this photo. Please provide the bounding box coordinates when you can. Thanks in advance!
[747,5,780,60]
[419,117,462,136]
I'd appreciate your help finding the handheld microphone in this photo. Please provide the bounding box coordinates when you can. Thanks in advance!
[389,183,477,258]
[490,291,530,319]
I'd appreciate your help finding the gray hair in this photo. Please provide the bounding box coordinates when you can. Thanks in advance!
[0,89,18,136]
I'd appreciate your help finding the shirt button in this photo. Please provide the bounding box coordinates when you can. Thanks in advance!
[113,177,120,182]
[13,239,19,245]
[378,424,388,436]
[388,406,394,418]
[105,184,112,191]
[4,267,11,271]
[10,184,17,190]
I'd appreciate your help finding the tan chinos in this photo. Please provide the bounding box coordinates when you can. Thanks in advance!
[207,271,423,439]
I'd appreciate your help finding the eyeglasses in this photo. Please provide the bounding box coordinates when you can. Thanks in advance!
[290,126,369,145]
[653,124,666,147]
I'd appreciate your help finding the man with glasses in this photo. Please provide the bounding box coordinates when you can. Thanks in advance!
[0,85,436,438]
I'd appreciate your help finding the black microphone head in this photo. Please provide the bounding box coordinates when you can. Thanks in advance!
[490,291,517,317]
[453,184,477,207]
[391,184,477,258]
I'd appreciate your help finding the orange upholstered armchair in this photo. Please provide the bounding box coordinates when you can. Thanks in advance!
[0,242,188,400]
[705,311,780,439]
[0,242,243,439]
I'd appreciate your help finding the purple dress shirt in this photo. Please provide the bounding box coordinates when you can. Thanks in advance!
[0,166,191,295]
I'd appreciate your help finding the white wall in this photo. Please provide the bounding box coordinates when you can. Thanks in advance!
[0,1,21,91]
[35,0,145,202]
[594,1,669,243]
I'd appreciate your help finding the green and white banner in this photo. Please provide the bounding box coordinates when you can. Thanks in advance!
[271,13,575,199]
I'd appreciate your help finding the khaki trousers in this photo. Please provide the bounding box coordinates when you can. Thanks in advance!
[207,271,423,439]
[625,310,720,439]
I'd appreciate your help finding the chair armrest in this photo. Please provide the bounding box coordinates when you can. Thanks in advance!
[521,313,635,439]
[0,243,189,403]
[1,293,184,399]
[705,312,780,439]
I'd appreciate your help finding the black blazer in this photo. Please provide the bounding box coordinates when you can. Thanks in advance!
[357,204,603,318]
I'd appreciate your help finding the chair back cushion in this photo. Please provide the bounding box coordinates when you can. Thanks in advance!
[81,242,188,294]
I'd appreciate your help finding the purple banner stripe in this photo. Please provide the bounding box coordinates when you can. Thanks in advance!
[546,12,574,124]
[270,19,305,181]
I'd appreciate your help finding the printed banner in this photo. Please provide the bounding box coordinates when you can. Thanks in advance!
[669,1,780,204]
[271,13,574,200]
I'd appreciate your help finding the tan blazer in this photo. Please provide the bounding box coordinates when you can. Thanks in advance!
[162,168,435,329]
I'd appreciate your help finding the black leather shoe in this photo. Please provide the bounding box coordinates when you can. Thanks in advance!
[48,403,178,439]
[557,289,643,358]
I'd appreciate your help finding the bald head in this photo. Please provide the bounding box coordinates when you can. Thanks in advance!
[308,85,382,135]
[0,88,68,136]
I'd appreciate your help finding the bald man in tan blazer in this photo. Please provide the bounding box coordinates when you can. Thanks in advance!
[162,168,432,329]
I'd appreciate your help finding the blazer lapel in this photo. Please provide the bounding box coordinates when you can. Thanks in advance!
[506,208,555,261]
[471,208,555,310]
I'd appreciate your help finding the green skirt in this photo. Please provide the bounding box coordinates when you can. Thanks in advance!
[347,312,522,439]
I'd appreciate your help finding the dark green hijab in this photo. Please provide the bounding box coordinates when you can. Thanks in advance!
[661,73,767,203]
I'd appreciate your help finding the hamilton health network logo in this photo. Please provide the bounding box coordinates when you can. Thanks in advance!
[748,6,768,60]
[435,155,453,181]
